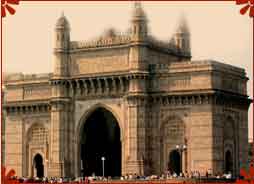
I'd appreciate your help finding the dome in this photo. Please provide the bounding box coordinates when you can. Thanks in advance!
[176,15,189,34]
[132,2,147,21]
[55,13,70,29]
[104,28,116,37]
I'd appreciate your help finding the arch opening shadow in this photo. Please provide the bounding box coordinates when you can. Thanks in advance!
[80,107,121,177]
[34,154,44,178]
[225,150,233,174]
[168,150,181,175]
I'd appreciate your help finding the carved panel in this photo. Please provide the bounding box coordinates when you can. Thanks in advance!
[71,48,129,75]
[24,86,51,100]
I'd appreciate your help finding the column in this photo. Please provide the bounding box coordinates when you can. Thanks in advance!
[126,96,147,176]
[48,99,70,177]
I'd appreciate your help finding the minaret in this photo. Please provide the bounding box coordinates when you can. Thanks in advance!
[173,15,191,57]
[131,1,148,41]
[49,13,72,177]
[53,13,70,77]
[129,2,148,71]
[126,1,148,177]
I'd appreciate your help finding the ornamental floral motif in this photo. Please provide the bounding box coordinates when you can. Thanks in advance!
[236,0,254,17]
[1,0,19,18]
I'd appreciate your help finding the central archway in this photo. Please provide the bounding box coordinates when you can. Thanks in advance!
[80,107,121,177]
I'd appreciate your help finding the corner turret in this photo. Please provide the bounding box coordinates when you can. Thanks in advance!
[53,13,70,77]
[55,12,70,50]
[173,15,191,57]
[130,2,148,41]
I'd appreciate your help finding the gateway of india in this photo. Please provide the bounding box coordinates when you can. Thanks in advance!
[2,2,252,178]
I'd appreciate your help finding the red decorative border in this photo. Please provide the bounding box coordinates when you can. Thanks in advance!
[236,0,254,17]
[1,0,19,18]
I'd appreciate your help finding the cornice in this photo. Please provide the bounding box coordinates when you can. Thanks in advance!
[3,100,51,114]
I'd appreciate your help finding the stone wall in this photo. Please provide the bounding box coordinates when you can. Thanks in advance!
[4,107,50,177]
[5,116,24,176]
[70,48,130,76]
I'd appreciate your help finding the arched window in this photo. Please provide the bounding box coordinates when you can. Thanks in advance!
[133,26,137,34]
[162,116,185,142]
[224,118,234,139]
[223,117,235,174]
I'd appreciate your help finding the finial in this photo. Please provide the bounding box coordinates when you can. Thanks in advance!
[56,11,70,28]
[134,1,142,9]
[132,1,146,20]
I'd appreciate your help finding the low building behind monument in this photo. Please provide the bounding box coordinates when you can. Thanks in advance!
[2,3,251,178]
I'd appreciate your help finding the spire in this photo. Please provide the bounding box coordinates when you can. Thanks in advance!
[134,1,141,9]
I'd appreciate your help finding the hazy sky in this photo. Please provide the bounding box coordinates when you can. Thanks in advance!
[2,1,253,138]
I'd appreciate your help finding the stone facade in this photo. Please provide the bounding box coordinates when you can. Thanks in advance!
[2,3,251,178]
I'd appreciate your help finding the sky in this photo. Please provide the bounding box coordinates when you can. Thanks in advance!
[2,1,253,139]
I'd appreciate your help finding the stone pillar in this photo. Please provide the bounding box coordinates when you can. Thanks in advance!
[48,99,70,177]
[125,96,147,176]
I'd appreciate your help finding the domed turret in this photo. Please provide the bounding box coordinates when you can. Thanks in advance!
[173,15,191,56]
[130,2,148,41]
[55,12,70,50]
[176,15,189,34]
[104,28,116,38]
[56,13,70,29]
[53,12,70,77]
[132,2,147,21]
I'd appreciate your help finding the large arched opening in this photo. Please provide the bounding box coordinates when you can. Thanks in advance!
[168,150,181,175]
[80,107,121,177]
[33,154,44,178]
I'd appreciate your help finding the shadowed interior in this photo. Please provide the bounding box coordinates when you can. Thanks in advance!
[168,150,181,175]
[80,108,121,177]
[34,154,44,178]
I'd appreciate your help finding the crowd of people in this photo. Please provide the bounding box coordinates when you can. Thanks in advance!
[7,170,234,184]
